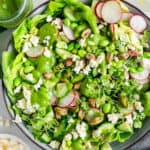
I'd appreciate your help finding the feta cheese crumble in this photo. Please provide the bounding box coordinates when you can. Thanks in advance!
[43,48,51,58]
[30,35,39,47]
[83,65,91,75]
[46,15,53,22]
[71,55,78,62]
[64,134,72,141]
[14,85,22,94]
[14,114,22,123]
[74,60,84,74]
[34,78,43,90]
[134,101,144,113]
[22,42,32,52]
[107,113,120,124]
[79,38,85,47]
[26,73,34,82]
[16,99,26,110]
[125,114,133,126]
[49,140,60,149]
[71,131,79,140]
[76,122,87,139]
[52,18,62,29]
[89,59,97,68]
[22,87,37,114]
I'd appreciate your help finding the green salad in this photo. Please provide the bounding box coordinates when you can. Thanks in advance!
[2,0,150,149]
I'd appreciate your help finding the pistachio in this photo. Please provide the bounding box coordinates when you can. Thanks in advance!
[81,28,91,38]
[43,73,53,79]
[120,52,129,59]
[85,108,104,126]
[88,98,96,108]
[106,53,113,64]
[89,116,103,126]
[78,109,85,120]
[66,58,73,67]
[54,107,68,119]
[120,96,128,108]
[86,53,96,60]
[73,83,81,90]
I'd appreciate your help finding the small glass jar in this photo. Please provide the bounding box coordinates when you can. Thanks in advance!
[0,0,33,28]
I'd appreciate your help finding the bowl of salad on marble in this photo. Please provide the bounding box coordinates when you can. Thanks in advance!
[2,0,150,149]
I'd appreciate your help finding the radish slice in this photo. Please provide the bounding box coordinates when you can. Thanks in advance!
[69,92,80,107]
[128,104,135,115]
[101,0,122,23]
[95,2,104,19]
[130,69,149,81]
[136,78,149,84]
[110,24,116,41]
[110,24,115,33]
[58,92,75,108]
[142,58,150,71]
[63,24,75,41]
[121,12,133,21]
[128,50,138,57]
[130,15,147,33]
[25,45,44,58]
[51,96,57,106]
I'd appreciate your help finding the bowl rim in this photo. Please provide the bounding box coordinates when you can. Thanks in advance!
[2,1,150,150]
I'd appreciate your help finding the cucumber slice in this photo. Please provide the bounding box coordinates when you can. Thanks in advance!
[55,83,69,98]
[55,48,72,59]
[58,92,74,108]
[72,139,84,150]
[40,133,51,144]
[117,122,133,133]
[25,45,44,58]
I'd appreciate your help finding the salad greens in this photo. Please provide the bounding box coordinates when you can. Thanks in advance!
[2,0,150,149]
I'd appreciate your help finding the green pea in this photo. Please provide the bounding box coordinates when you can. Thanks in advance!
[74,31,80,38]
[137,66,144,72]
[109,43,115,51]
[40,86,48,92]
[64,18,71,26]
[13,77,22,87]
[143,52,150,59]
[75,24,87,38]
[76,24,87,33]
[71,22,78,29]
[102,103,111,113]
[119,48,125,53]
[78,50,86,57]
[24,60,31,67]
[66,140,72,147]
[68,43,75,51]
[72,73,84,83]
[75,43,81,49]
[99,40,110,47]
[101,143,112,150]
[58,63,65,69]
[24,66,34,74]
[32,70,41,81]
[72,49,77,54]
[92,68,98,77]
[134,120,142,128]
[129,67,137,73]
